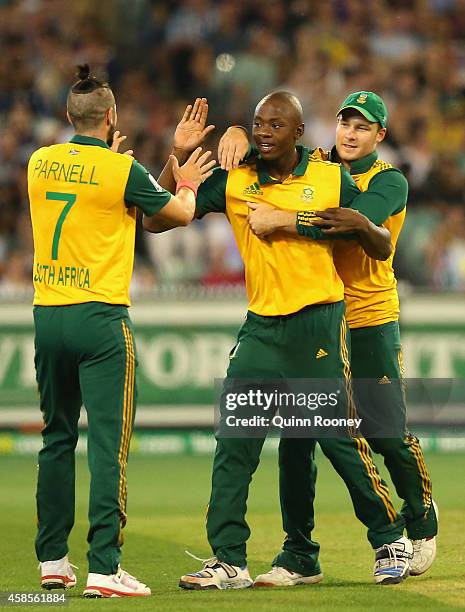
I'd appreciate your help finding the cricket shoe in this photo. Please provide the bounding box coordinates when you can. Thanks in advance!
[83,567,151,597]
[179,555,252,590]
[374,536,413,584]
[254,566,323,587]
[410,500,438,576]
[39,555,77,590]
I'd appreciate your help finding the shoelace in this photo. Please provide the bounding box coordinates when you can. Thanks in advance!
[378,542,411,568]
[115,568,141,587]
[382,543,399,567]
[275,567,296,576]
[185,550,220,569]
[37,562,79,572]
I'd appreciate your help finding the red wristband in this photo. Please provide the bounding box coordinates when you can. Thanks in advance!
[176,179,198,197]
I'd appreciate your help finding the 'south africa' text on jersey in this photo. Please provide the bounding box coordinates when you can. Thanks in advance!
[34,262,91,288]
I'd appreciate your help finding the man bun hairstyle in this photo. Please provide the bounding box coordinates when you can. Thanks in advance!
[67,64,115,130]
[71,64,108,94]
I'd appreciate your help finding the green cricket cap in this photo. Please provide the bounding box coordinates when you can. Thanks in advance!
[337,91,388,127]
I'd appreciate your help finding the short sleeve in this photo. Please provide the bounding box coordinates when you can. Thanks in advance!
[347,170,408,225]
[124,159,172,216]
[196,167,228,218]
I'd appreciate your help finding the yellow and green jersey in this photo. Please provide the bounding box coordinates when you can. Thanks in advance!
[28,135,171,307]
[299,148,408,329]
[196,146,361,316]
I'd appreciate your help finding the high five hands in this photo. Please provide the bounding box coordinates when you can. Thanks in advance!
[111,97,216,161]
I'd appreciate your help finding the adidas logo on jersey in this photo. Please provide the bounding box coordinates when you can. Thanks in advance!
[243,182,263,195]
[316,348,328,359]
[378,375,391,384]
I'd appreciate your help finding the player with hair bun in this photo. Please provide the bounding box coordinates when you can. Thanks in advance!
[28,65,215,598]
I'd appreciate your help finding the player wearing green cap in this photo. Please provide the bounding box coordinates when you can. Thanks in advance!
[219,91,437,584]
[338,91,388,127]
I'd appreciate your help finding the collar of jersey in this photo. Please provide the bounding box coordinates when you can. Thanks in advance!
[256,145,309,184]
[70,135,110,149]
[329,145,378,175]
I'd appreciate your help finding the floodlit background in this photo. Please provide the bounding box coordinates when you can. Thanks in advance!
[2,0,465,296]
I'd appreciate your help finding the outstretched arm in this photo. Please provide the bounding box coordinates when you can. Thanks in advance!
[143,147,216,233]
[111,117,216,233]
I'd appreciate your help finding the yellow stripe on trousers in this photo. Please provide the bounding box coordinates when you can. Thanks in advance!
[397,346,407,404]
[341,320,396,523]
[339,317,357,423]
[355,437,398,523]
[118,320,135,535]
[407,434,432,509]
[398,349,432,510]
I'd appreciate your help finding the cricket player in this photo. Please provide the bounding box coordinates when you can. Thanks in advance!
[220,91,437,584]
[28,65,215,597]
[144,92,412,589]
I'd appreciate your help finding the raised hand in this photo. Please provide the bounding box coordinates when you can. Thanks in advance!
[218,126,249,170]
[171,147,216,187]
[110,131,134,156]
[174,98,215,154]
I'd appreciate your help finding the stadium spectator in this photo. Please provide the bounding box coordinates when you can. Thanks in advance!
[3,0,465,295]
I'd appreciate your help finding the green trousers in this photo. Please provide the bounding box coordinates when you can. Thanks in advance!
[34,302,137,574]
[207,302,404,574]
[351,321,437,540]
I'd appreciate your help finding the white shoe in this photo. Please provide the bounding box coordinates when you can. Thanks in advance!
[254,566,323,587]
[83,567,151,598]
[410,500,438,576]
[410,537,436,576]
[373,536,413,585]
[39,555,77,590]
[179,556,252,590]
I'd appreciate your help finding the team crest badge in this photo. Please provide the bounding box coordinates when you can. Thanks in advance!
[357,93,368,104]
[301,186,314,202]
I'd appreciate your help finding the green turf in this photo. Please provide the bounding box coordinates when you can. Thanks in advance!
[0,449,464,611]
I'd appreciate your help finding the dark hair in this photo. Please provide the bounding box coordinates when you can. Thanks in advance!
[71,64,109,94]
[67,64,115,130]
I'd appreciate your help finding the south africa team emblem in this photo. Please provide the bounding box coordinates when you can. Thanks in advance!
[301,186,314,202]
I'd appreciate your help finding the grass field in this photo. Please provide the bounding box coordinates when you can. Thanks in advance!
[1,449,464,611]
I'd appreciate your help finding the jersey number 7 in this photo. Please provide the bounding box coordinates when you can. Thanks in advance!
[46,191,77,260]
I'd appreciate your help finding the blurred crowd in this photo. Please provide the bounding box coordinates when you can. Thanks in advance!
[1,0,465,298]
